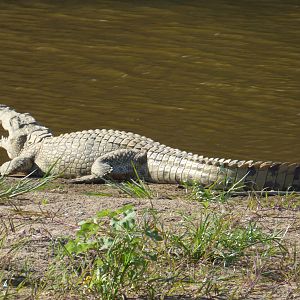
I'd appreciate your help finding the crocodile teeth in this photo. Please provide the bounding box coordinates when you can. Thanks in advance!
[0,136,8,146]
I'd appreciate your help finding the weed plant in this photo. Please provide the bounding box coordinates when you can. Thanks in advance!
[53,205,288,299]
[54,205,160,299]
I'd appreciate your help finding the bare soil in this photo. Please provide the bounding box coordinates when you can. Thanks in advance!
[1,178,300,299]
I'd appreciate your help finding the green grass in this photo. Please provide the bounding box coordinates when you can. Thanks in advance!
[167,213,286,264]
[183,180,243,204]
[106,163,153,199]
[247,190,300,210]
[109,179,153,199]
[0,173,56,299]
[0,173,56,203]
[52,205,159,299]
[1,174,300,299]
[182,170,253,204]
[50,205,289,299]
[84,191,113,197]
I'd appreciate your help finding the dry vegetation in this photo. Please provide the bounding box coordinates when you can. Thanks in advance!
[0,176,300,299]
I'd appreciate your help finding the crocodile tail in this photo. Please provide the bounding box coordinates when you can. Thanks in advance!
[200,159,300,191]
[147,153,300,191]
[233,160,300,191]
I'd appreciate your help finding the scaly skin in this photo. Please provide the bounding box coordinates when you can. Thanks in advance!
[0,105,300,190]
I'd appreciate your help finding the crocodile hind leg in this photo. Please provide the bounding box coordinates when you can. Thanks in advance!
[70,149,148,183]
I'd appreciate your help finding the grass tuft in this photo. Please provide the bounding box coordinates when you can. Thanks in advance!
[247,190,300,211]
[183,171,248,203]
[106,163,153,199]
[0,173,56,203]
[0,172,56,298]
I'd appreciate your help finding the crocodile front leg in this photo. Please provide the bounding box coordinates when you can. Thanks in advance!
[0,156,34,176]
[70,149,148,183]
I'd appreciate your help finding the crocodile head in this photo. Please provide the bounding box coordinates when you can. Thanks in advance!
[0,105,52,158]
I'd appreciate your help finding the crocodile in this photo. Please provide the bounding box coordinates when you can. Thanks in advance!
[0,104,299,191]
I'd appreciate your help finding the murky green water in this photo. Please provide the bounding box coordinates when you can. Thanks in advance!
[0,1,299,163]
